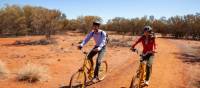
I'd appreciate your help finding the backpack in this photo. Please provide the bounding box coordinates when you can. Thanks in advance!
[91,31,110,45]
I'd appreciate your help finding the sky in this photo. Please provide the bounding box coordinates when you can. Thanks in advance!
[0,0,200,22]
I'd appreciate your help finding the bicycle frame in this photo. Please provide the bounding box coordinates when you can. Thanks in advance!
[70,49,107,88]
[137,58,147,87]
[79,50,94,79]
[130,49,153,88]
[71,50,91,88]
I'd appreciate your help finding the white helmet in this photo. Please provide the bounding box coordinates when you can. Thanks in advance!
[144,26,152,32]
[93,20,101,26]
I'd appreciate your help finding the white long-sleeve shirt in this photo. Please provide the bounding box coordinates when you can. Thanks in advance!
[80,30,107,51]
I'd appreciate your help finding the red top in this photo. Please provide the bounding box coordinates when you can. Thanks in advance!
[132,35,156,54]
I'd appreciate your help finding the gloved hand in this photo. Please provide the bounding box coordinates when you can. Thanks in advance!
[77,45,82,50]
[130,47,136,52]
[92,48,99,52]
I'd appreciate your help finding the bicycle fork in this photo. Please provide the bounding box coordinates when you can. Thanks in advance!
[138,62,146,87]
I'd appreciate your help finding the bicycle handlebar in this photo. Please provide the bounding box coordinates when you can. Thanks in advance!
[80,49,88,55]
[130,48,157,56]
[130,48,140,54]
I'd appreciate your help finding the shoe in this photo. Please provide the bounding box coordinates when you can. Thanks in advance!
[144,80,149,86]
[91,77,99,83]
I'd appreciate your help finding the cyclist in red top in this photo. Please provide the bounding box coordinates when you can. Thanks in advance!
[131,26,156,86]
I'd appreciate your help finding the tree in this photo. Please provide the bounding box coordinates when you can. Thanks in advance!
[0,5,27,36]
[76,16,102,33]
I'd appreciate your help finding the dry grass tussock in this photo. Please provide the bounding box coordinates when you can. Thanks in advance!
[185,64,200,88]
[13,38,57,45]
[17,63,49,83]
[108,37,132,47]
[0,60,9,79]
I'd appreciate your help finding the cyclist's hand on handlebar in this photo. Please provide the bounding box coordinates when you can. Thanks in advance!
[153,51,157,53]
[77,45,82,50]
[130,47,136,52]
[93,48,99,52]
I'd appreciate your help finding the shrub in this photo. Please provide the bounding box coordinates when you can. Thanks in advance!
[13,39,55,45]
[108,38,132,47]
[17,63,48,83]
[0,60,9,78]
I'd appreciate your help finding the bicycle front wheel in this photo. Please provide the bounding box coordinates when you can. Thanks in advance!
[130,63,147,88]
[98,61,108,81]
[69,71,86,88]
[130,71,140,88]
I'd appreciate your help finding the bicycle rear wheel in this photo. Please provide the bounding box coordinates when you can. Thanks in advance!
[69,71,86,88]
[98,61,108,81]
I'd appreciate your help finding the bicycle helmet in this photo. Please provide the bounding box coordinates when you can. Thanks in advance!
[144,26,152,33]
[93,20,101,26]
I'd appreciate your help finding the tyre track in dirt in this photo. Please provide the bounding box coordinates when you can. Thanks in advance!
[0,36,189,88]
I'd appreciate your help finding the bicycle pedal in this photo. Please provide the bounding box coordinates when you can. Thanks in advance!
[86,80,100,86]
[136,74,140,78]
[86,81,92,86]
[141,83,149,87]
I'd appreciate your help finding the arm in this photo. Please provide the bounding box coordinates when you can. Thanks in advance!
[131,36,143,48]
[153,38,156,50]
[97,31,106,51]
[152,33,156,50]
[80,32,93,47]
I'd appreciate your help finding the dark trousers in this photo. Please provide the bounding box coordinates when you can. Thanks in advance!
[87,46,106,78]
[141,54,154,81]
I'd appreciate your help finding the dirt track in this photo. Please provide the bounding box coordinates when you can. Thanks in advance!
[88,38,188,88]
[0,34,199,88]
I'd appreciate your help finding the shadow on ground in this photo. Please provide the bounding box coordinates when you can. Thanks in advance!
[172,51,200,87]
[173,52,200,64]
[59,85,70,88]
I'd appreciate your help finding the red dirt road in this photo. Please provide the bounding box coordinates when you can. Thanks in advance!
[0,34,198,88]
[88,38,188,88]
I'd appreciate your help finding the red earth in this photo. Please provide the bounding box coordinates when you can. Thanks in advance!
[0,33,199,88]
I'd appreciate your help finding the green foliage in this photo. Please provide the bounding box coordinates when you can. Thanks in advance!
[0,5,200,40]
[104,16,152,35]
[0,5,68,38]
[77,16,102,33]
[104,14,200,40]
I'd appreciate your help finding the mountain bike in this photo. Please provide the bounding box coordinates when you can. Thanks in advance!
[69,50,108,88]
[129,49,155,88]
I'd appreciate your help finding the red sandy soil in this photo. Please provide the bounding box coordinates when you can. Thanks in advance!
[0,33,199,88]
